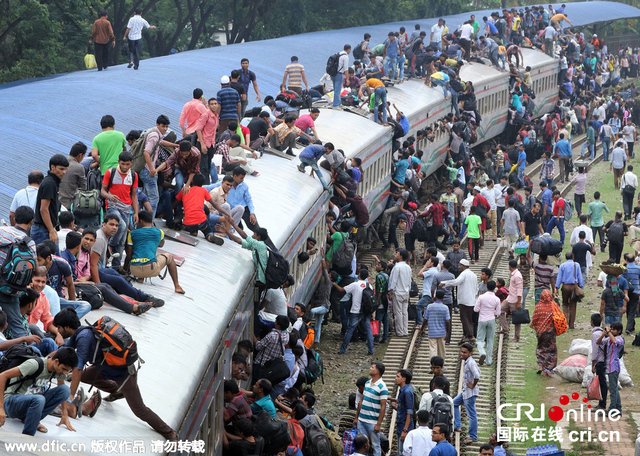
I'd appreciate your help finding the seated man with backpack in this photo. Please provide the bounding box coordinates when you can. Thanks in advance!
[54,308,177,439]
[0,346,78,435]
[418,375,454,432]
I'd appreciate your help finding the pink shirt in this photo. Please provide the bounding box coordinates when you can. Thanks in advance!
[294,114,315,132]
[28,292,53,331]
[507,269,523,303]
[194,110,220,148]
[179,99,208,135]
[474,291,501,322]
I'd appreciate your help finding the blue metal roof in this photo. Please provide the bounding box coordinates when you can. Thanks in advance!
[0,1,639,217]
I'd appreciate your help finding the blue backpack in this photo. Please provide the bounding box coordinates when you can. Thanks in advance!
[0,237,36,295]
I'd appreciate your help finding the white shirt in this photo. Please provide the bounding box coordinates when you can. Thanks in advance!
[570,225,594,270]
[126,15,150,41]
[544,26,556,40]
[598,270,607,289]
[442,268,478,306]
[418,389,455,429]
[260,106,277,124]
[462,195,474,217]
[9,186,38,213]
[436,251,445,272]
[431,24,444,43]
[622,125,636,143]
[320,73,333,92]
[403,426,436,456]
[389,261,413,296]
[494,184,507,208]
[344,280,368,314]
[460,23,474,40]
[481,187,499,211]
[337,51,350,74]
[622,172,638,189]
[263,288,287,316]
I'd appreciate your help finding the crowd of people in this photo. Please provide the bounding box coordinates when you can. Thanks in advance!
[1,3,640,456]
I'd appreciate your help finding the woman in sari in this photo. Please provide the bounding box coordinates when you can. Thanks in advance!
[530,289,559,376]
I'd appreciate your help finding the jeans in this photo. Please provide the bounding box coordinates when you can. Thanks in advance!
[383,56,398,80]
[357,420,381,456]
[397,55,406,80]
[477,319,496,365]
[299,157,328,190]
[106,208,128,269]
[375,304,389,342]
[607,371,621,412]
[581,142,595,159]
[59,298,91,320]
[518,168,525,186]
[373,86,387,124]
[310,305,329,343]
[432,78,449,98]
[158,190,175,225]
[332,73,343,107]
[626,292,638,333]
[546,216,565,244]
[5,384,70,435]
[340,313,374,354]
[454,393,477,441]
[602,138,611,162]
[415,295,432,326]
[139,168,159,218]
[451,92,460,117]
[174,169,186,191]
[605,315,621,325]
[32,337,57,356]
[0,292,26,339]
[623,191,635,218]
[99,268,148,302]
[522,288,529,307]
[595,362,608,409]
[31,225,58,254]
[128,39,143,68]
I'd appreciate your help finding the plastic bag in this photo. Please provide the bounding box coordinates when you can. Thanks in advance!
[587,375,602,401]
[370,320,380,337]
[569,339,592,357]
[84,53,97,69]
[554,354,587,383]
[620,358,634,387]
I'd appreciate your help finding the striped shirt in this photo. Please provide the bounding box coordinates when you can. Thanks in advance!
[462,357,481,399]
[358,378,388,425]
[284,62,305,88]
[533,261,554,289]
[0,226,36,265]
[226,392,253,423]
[604,336,624,374]
[126,15,150,41]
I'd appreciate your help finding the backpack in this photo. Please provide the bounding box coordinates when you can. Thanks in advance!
[86,167,102,191]
[72,189,102,218]
[74,283,104,310]
[0,344,45,390]
[523,175,534,188]
[253,410,291,454]
[514,200,526,219]
[352,41,364,60]
[301,420,332,456]
[305,348,324,384]
[129,129,161,173]
[428,393,453,429]
[342,427,358,456]
[607,220,625,243]
[300,322,315,349]
[562,198,574,221]
[410,280,419,298]
[316,415,344,456]
[332,233,355,269]
[0,237,36,295]
[360,286,377,316]
[326,53,341,77]
[411,217,429,242]
[261,247,290,289]
[412,386,421,414]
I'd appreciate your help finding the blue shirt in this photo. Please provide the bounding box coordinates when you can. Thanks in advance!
[384,38,398,58]
[351,167,362,183]
[616,276,629,307]
[237,69,256,93]
[393,159,409,184]
[422,267,438,297]
[423,301,450,338]
[430,441,457,456]
[216,86,241,120]
[65,327,127,381]
[396,384,414,429]
[517,149,527,169]
[556,260,584,288]
[399,115,410,135]
[300,144,326,161]
[127,226,163,265]
[60,249,78,280]
[541,188,553,214]
[554,139,572,156]
[207,182,255,214]
[624,263,640,294]
[486,21,498,34]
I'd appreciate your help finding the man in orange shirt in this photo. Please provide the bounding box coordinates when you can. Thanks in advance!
[28,268,64,347]
[175,174,224,245]
[358,76,387,124]
[179,88,207,142]
[89,11,115,71]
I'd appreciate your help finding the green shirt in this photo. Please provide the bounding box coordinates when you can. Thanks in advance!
[326,231,347,262]
[241,236,268,284]
[587,200,610,228]
[586,126,595,144]
[92,130,127,175]
[472,20,480,36]
[446,166,458,181]
[465,214,482,239]
[4,358,66,401]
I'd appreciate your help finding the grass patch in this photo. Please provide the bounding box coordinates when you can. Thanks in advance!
[564,420,606,454]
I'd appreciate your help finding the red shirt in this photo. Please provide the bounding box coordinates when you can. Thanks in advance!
[175,186,211,226]
[552,198,565,216]
[103,168,138,209]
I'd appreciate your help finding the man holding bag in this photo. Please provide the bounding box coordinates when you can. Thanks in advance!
[555,252,584,330]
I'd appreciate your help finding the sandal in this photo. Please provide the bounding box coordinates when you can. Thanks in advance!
[87,391,102,418]
[37,423,48,433]
[104,391,125,403]
[132,303,152,316]
[72,387,85,419]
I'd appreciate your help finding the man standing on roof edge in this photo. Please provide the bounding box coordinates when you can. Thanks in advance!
[238,58,261,116]
[123,8,156,70]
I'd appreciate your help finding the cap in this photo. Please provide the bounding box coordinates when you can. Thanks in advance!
[460,259,470,267]
[408,202,418,210]
[221,75,230,84]
[474,186,482,192]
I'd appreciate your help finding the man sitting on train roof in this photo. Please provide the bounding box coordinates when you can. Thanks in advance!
[269,114,313,157]
[54,308,177,440]
[258,275,295,331]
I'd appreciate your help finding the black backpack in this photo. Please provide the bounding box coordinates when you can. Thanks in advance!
[301,420,332,456]
[332,233,355,269]
[411,217,428,242]
[305,348,324,384]
[429,393,453,429]
[0,236,36,296]
[608,220,625,243]
[326,53,341,77]
[86,167,102,192]
[253,411,291,454]
[0,344,45,389]
[261,247,290,289]
[360,286,377,315]
[514,200,526,219]
[352,42,364,60]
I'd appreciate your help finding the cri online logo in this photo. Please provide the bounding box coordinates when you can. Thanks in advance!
[498,392,621,422]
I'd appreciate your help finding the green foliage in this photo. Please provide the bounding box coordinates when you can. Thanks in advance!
[0,0,470,84]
